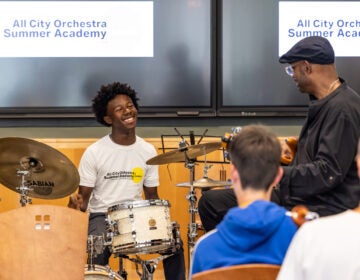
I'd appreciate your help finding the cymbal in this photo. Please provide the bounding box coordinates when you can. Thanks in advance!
[176,177,231,189]
[0,137,79,199]
[146,142,222,165]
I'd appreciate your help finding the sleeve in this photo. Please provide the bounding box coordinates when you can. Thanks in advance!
[280,110,358,198]
[143,144,159,188]
[78,148,97,188]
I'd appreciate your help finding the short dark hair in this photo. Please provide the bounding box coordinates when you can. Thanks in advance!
[92,82,139,126]
[228,125,281,191]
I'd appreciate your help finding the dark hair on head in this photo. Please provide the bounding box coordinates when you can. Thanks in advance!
[92,82,139,126]
[228,124,281,191]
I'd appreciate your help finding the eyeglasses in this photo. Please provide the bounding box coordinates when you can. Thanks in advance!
[284,61,305,77]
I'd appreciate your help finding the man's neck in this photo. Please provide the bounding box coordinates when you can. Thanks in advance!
[110,130,136,145]
[238,188,269,208]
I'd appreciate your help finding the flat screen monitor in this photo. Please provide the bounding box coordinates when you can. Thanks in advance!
[218,0,360,117]
[0,0,214,118]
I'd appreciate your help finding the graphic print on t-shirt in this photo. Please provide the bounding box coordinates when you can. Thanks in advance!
[132,167,144,183]
[104,166,144,183]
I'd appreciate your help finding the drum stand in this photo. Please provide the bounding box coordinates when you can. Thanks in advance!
[86,234,107,270]
[117,254,171,280]
[118,256,128,279]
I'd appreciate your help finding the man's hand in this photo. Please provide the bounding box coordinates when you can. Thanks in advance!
[68,193,84,211]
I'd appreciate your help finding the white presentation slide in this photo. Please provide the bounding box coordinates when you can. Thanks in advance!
[279,1,360,57]
[0,1,153,57]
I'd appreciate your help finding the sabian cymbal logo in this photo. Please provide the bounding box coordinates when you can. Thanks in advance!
[27,180,54,195]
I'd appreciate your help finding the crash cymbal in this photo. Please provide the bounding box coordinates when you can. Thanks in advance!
[176,177,231,189]
[146,142,222,165]
[0,137,79,199]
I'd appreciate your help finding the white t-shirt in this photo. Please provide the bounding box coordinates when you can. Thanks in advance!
[277,210,360,280]
[79,135,159,213]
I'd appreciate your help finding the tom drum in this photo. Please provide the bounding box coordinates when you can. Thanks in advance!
[107,199,174,255]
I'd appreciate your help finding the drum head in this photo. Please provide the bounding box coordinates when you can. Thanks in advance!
[85,265,123,280]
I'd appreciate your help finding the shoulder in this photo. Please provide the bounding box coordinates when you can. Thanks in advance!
[298,211,357,237]
[84,135,110,153]
[135,136,157,153]
[331,82,360,109]
[194,229,218,251]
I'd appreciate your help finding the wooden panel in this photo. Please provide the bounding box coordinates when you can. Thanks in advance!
[0,205,88,280]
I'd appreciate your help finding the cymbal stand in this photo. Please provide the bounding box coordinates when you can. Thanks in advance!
[16,170,32,207]
[174,128,199,253]
[184,160,198,259]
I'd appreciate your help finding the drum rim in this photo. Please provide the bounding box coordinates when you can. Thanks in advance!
[112,239,173,255]
[108,199,170,212]
[84,264,123,279]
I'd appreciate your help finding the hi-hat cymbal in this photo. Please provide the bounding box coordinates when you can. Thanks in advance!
[146,142,222,165]
[0,137,79,199]
[176,177,231,189]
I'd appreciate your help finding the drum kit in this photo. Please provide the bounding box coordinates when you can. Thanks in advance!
[0,136,227,279]
[146,138,229,257]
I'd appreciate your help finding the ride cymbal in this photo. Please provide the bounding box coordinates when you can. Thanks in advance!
[0,137,79,199]
[146,142,222,165]
[176,177,231,189]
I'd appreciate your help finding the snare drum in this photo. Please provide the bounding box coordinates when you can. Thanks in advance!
[84,265,123,280]
[107,199,173,254]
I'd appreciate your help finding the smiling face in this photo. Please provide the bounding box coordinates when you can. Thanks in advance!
[103,94,138,132]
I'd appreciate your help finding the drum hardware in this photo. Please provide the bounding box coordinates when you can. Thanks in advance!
[118,256,128,280]
[111,222,181,280]
[177,177,230,189]
[0,137,80,205]
[134,254,170,280]
[87,235,108,270]
[182,159,198,254]
[176,164,230,189]
[117,253,173,280]
[146,130,223,262]
[16,170,33,206]
[170,221,181,252]
[84,264,124,280]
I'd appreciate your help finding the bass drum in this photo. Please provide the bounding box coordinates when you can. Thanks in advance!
[84,265,123,280]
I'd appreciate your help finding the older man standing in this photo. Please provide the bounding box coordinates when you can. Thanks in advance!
[198,36,360,231]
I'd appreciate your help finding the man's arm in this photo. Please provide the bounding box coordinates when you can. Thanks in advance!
[143,186,159,200]
[68,185,93,212]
